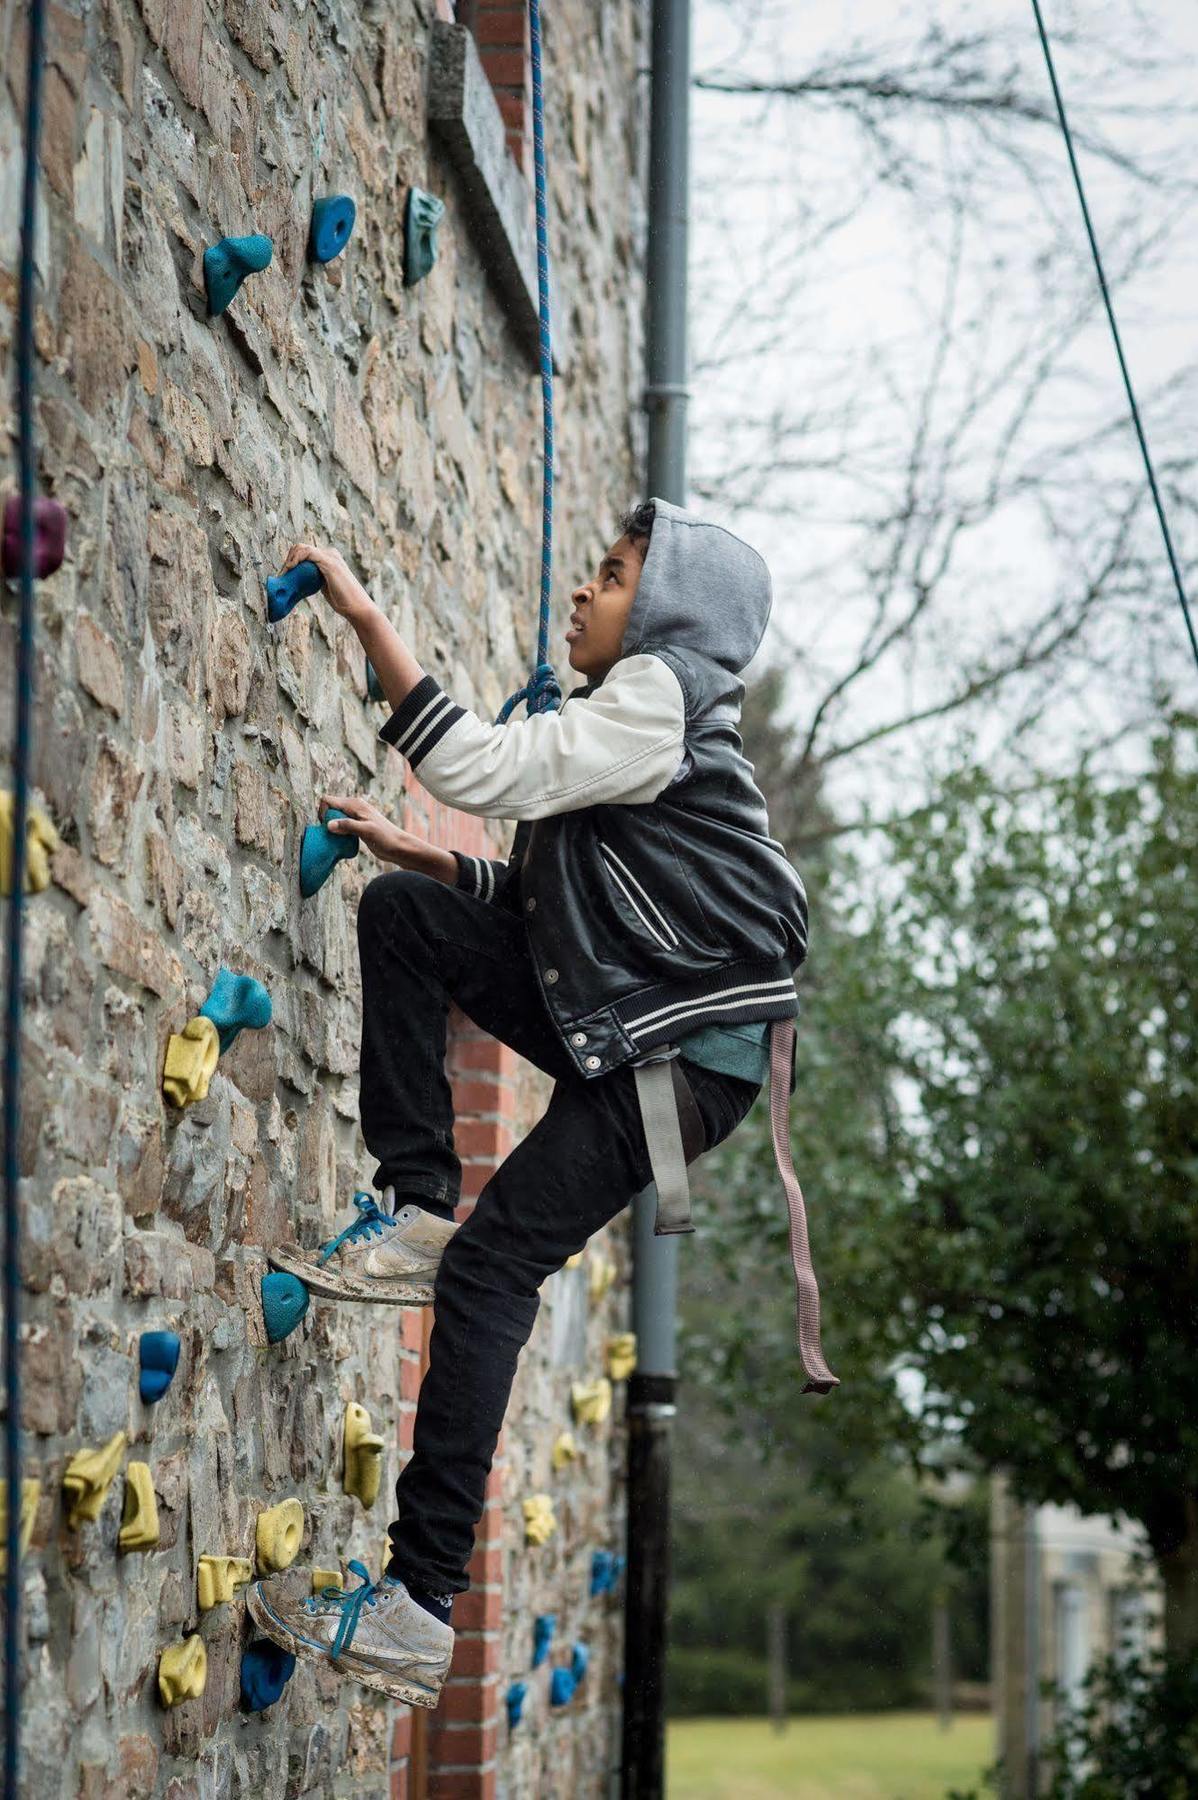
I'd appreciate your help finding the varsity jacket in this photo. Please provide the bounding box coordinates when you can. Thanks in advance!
[377,498,838,1395]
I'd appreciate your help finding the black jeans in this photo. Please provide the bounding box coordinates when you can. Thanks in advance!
[356,868,760,1596]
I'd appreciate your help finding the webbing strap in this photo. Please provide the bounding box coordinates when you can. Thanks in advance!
[769,1019,839,1394]
[632,1052,701,1236]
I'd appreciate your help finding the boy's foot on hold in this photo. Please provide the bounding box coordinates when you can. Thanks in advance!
[268,1191,457,1304]
[246,1563,452,1708]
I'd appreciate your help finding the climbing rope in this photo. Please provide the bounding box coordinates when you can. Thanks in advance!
[1030,0,1198,676]
[3,0,48,1789]
[495,0,563,724]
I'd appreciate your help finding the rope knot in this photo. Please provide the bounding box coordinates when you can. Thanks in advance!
[494,661,562,725]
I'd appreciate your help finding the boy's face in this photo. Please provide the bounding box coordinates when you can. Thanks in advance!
[566,533,643,680]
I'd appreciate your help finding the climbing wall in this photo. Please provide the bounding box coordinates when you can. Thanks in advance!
[0,0,647,1792]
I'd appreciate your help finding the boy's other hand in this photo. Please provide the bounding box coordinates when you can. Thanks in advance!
[320,796,457,885]
[282,543,371,623]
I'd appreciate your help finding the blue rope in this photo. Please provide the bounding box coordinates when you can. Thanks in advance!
[495,0,563,725]
[1030,0,1198,676]
[4,0,47,1789]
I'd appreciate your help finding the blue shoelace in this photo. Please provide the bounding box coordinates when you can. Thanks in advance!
[316,1192,394,1268]
[306,1559,378,1660]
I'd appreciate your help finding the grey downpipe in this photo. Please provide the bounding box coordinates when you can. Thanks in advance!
[621,0,690,1794]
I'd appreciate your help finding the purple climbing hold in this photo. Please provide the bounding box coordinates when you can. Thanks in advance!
[266,559,324,625]
[204,234,273,316]
[309,195,356,264]
[2,495,67,579]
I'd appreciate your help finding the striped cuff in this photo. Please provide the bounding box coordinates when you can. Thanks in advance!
[378,675,466,767]
[453,852,503,902]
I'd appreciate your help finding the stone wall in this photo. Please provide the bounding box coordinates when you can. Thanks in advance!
[0,0,647,1793]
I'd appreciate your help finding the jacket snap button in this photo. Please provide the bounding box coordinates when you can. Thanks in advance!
[570,1031,587,1046]
[584,1055,601,1070]
[545,968,559,984]
[525,897,536,912]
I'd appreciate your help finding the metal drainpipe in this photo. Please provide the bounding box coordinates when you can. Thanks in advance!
[620,1,690,1795]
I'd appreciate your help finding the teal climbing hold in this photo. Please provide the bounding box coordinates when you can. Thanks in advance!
[300,809,360,899]
[204,234,273,316]
[506,1681,528,1729]
[549,1665,575,1707]
[261,1272,309,1345]
[266,559,323,624]
[531,1613,555,1669]
[199,969,272,1054]
[404,188,445,285]
[240,1638,296,1711]
[138,1331,180,1403]
[309,195,356,264]
[366,660,385,704]
[571,1641,589,1684]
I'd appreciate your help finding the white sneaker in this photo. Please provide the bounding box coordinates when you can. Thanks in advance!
[246,1563,453,1708]
[268,1191,458,1304]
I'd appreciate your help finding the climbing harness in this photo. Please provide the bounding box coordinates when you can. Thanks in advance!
[495,0,563,725]
[1031,0,1198,676]
[631,1020,839,1395]
[315,1192,396,1266]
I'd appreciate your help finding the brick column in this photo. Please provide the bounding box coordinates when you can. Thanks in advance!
[473,2,534,176]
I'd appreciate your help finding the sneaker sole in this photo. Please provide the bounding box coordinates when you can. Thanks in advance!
[245,1583,445,1709]
[266,1247,435,1306]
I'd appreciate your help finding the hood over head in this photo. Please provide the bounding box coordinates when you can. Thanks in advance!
[618,498,772,674]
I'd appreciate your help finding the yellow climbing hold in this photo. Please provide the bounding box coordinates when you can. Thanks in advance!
[551,1430,579,1471]
[522,1493,557,1546]
[0,793,59,895]
[606,1333,638,1382]
[162,1016,221,1109]
[158,1634,207,1708]
[63,1431,127,1528]
[0,1478,40,1571]
[118,1463,159,1552]
[256,1498,304,1573]
[588,1253,617,1302]
[312,1566,344,1594]
[563,1251,584,1270]
[197,1554,254,1610]
[571,1378,612,1427]
[343,1402,385,1510]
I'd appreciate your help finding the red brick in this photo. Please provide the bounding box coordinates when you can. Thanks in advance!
[431,1721,498,1766]
[467,1543,502,1585]
[401,1311,425,1354]
[450,1077,516,1116]
[474,7,527,47]
[484,1461,505,1501]
[454,1119,515,1159]
[459,1167,490,1201]
[391,1766,409,1800]
[434,1675,498,1723]
[450,1632,500,1678]
[478,48,526,85]
[400,1354,424,1403]
[454,1039,519,1076]
[399,1406,416,1453]
[427,1769,497,1800]
[392,1712,413,1761]
[452,1585,503,1632]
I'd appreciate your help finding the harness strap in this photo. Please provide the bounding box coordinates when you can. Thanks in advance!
[769,1018,839,1394]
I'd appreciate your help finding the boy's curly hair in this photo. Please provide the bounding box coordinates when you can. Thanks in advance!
[617,501,656,562]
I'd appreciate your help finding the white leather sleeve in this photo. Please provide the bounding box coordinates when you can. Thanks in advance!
[378,652,687,820]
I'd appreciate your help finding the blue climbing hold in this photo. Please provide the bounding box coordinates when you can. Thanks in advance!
[366,660,385,704]
[240,1638,296,1711]
[531,1613,556,1669]
[300,809,360,899]
[266,559,324,625]
[261,1272,309,1345]
[138,1331,181,1403]
[309,194,356,264]
[571,1641,589,1684]
[506,1681,528,1729]
[549,1666,576,1707]
[590,1550,615,1596]
[204,234,273,316]
[199,968,272,1055]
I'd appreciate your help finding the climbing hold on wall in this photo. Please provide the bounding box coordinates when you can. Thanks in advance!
[240,1638,297,1712]
[161,1016,220,1110]
[197,1554,254,1610]
[606,1332,637,1382]
[0,793,59,896]
[308,194,357,264]
[549,1665,576,1707]
[0,1478,40,1572]
[62,1432,126,1529]
[550,1430,579,1472]
[590,1550,616,1597]
[571,1641,590,1684]
[404,187,445,285]
[265,558,324,624]
[343,1401,385,1509]
[531,1613,556,1669]
[138,1330,181,1403]
[312,1566,343,1594]
[204,233,273,316]
[256,1498,304,1573]
[261,1271,310,1345]
[300,808,360,899]
[199,967,273,1054]
[570,1378,612,1427]
[563,1251,584,1271]
[522,1493,556,1547]
[588,1253,617,1303]
[158,1634,207,1708]
[1,494,67,579]
[118,1463,160,1552]
[366,660,385,703]
[506,1681,528,1729]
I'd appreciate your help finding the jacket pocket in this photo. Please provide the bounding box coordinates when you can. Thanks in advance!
[597,838,680,951]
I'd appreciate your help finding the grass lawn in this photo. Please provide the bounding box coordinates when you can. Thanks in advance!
[667,1712,992,1800]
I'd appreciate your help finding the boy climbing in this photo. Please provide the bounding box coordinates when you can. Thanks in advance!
[247,498,836,1707]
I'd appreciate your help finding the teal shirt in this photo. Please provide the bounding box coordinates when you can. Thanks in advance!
[676,1017,771,1087]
